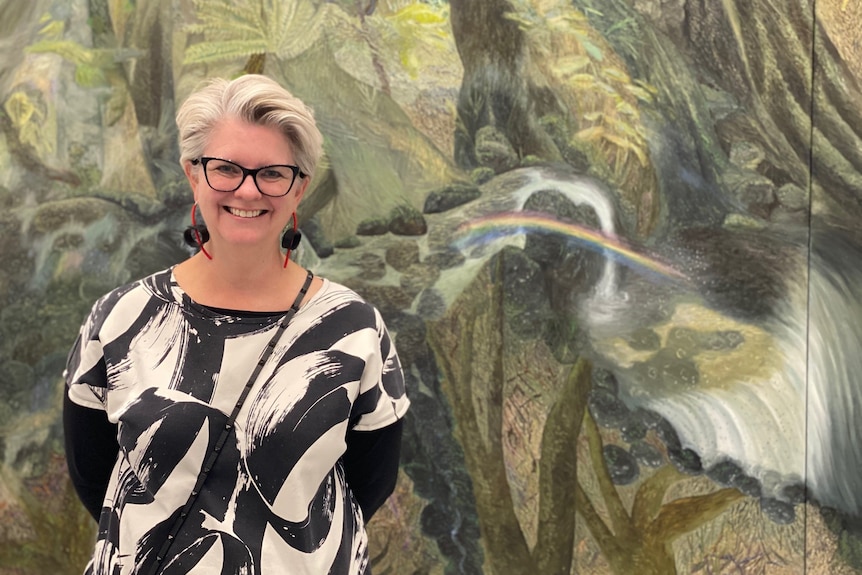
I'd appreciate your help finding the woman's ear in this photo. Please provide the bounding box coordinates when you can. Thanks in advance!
[184,159,201,201]
[183,159,198,182]
[294,175,311,203]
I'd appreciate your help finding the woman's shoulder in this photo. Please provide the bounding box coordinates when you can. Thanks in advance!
[87,268,175,322]
[96,268,172,301]
[310,277,386,322]
[313,277,366,303]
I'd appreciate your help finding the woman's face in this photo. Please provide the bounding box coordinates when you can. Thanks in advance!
[184,117,308,255]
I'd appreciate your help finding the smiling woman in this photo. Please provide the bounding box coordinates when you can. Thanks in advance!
[181,115,308,275]
[62,74,410,575]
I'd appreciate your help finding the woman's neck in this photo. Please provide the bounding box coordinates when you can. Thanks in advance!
[173,251,311,312]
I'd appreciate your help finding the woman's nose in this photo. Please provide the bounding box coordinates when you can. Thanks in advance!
[234,173,263,197]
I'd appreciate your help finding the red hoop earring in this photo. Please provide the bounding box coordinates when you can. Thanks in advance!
[184,203,212,260]
[281,212,302,268]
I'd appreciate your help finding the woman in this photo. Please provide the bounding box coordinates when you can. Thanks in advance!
[63,74,410,575]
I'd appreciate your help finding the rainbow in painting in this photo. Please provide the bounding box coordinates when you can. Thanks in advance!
[454,211,688,282]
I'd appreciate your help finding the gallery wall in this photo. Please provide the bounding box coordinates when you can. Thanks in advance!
[1,0,861,573]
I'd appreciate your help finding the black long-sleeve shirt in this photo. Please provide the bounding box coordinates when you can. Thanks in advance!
[64,392,403,522]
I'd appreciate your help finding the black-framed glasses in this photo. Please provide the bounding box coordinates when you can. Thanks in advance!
[192,157,306,197]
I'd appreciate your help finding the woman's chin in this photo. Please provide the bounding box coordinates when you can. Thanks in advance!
[219,229,276,246]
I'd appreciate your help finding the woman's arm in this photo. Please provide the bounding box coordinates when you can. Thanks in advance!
[63,391,120,522]
[342,419,404,520]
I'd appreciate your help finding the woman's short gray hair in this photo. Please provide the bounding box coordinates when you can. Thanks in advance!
[176,74,324,179]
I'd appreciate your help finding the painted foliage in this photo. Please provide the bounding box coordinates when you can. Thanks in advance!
[0,0,860,573]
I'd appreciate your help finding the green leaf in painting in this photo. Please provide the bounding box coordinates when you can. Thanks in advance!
[74,63,107,87]
[574,32,603,62]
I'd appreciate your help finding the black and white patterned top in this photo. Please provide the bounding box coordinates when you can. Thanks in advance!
[64,268,410,575]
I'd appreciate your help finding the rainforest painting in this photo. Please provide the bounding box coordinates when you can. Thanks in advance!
[1,0,862,573]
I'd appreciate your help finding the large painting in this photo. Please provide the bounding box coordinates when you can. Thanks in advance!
[1,0,861,573]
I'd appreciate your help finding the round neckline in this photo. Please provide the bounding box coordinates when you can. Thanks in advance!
[199,305,289,318]
[166,267,328,322]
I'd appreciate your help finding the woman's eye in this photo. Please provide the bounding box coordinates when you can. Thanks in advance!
[215,164,241,176]
[260,168,288,181]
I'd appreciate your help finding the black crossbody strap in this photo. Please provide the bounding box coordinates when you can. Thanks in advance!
[147,270,314,575]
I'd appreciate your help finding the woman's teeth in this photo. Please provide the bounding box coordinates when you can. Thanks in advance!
[226,208,264,218]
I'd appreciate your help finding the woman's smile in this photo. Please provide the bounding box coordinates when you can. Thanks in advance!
[225,207,267,218]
